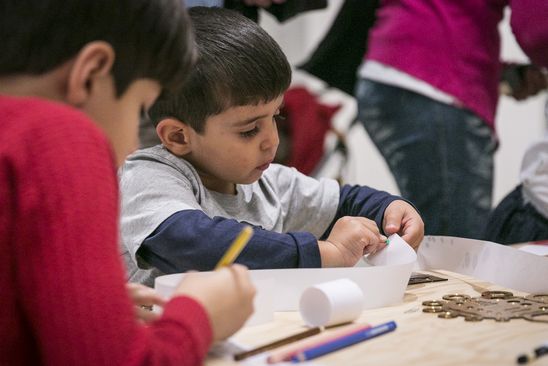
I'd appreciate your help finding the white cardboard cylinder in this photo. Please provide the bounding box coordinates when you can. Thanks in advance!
[299,278,364,327]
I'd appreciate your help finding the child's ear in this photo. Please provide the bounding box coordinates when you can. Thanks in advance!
[65,41,115,107]
[156,118,192,156]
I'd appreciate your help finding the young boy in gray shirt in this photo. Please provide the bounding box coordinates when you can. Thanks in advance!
[120,6,424,286]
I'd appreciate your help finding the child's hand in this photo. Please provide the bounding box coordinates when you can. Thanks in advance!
[319,216,387,267]
[126,283,167,324]
[173,264,256,341]
[382,200,425,250]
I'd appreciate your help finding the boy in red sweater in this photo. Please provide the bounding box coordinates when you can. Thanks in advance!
[0,1,255,365]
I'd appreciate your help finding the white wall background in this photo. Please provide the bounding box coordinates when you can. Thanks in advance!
[260,4,547,206]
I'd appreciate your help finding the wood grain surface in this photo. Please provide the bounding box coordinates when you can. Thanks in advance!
[207,270,548,365]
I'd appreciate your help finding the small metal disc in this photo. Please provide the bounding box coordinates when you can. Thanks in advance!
[442,294,471,301]
[423,306,444,313]
[422,300,445,307]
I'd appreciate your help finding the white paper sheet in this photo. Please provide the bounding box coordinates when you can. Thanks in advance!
[365,232,417,266]
[519,244,548,256]
[155,233,416,318]
[417,236,548,293]
[244,233,415,311]
[156,273,275,326]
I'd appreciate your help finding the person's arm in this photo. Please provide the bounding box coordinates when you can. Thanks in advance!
[500,62,547,100]
[138,209,321,272]
[321,184,399,239]
[20,112,212,366]
[510,0,548,68]
[321,185,424,249]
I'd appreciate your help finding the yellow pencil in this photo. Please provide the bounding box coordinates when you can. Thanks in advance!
[214,225,254,270]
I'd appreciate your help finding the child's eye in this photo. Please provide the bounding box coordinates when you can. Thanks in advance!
[240,126,260,138]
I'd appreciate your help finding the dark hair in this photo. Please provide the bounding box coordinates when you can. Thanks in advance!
[0,0,195,96]
[149,6,292,133]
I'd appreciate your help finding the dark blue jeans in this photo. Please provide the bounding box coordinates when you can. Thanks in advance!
[355,79,497,238]
[483,185,548,244]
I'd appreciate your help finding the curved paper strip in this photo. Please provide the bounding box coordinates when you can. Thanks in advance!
[417,236,548,293]
[155,272,275,326]
[156,234,416,319]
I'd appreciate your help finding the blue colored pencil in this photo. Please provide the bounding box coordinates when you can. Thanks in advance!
[290,321,397,362]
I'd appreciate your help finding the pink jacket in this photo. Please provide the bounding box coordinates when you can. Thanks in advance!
[365,0,548,130]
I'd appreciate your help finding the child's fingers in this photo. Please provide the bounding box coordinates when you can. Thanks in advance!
[361,220,388,243]
[354,217,386,243]
[347,217,387,255]
[400,220,424,250]
[359,231,387,255]
[127,283,167,307]
[363,238,387,255]
[138,294,167,307]
[137,291,167,307]
[383,211,403,235]
[356,217,380,234]
[383,201,410,235]
[134,304,162,324]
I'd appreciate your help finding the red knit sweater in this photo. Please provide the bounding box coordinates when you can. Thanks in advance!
[0,96,212,365]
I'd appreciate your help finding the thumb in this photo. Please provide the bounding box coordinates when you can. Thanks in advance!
[383,204,404,235]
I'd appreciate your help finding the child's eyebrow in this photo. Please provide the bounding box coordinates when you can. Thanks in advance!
[232,100,284,127]
[233,114,268,127]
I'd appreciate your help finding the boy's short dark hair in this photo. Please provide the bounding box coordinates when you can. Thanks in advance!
[0,0,194,95]
[149,6,292,133]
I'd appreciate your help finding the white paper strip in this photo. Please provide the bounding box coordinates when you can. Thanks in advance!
[519,244,548,256]
[156,273,275,326]
[417,236,548,293]
[242,233,415,311]
[155,233,416,320]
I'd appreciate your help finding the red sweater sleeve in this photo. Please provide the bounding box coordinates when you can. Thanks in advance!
[0,97,212,365]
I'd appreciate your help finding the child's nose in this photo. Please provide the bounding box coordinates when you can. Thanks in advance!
[260,122,279,151]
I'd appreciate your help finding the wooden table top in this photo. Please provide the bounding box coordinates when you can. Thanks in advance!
[206,270,548,366]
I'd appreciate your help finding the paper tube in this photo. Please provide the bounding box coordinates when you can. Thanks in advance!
[299,278,364,327]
